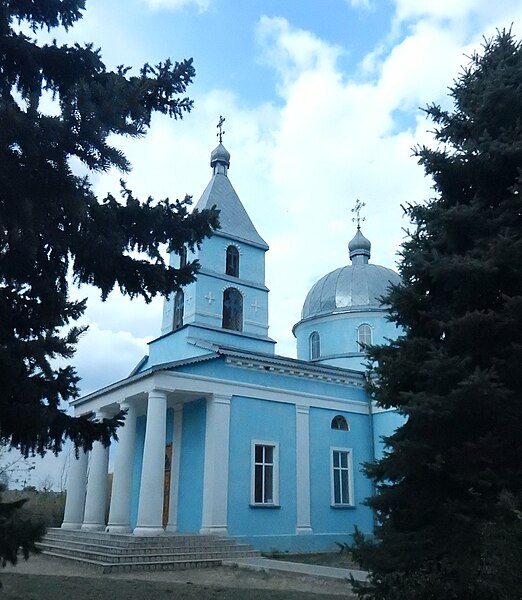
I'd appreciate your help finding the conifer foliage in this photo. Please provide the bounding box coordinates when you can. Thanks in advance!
[0,0,218,463]
[351,30,522,599]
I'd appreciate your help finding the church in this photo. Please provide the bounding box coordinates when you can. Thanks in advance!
[61,137,403,552]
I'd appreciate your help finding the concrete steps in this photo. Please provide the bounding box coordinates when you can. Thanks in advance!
[38,528,259,573]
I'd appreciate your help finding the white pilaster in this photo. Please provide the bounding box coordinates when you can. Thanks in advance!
[61,448,88,530]
[82,412,110,531]
[200,394,231,535]
[134,389,167,536]
[296,404,312,534]
[106,401,137,533]
[166,403,183,532]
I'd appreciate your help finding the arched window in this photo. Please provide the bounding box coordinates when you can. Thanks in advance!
[310,331,320,360]
[226,245,239,277]
[173,290,184,330]
[357,324,372,351]
[180,246,187,268]
[331,415,349,431]
[222,287,243,331]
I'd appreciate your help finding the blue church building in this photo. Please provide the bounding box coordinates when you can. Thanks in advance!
[61,140,402,552]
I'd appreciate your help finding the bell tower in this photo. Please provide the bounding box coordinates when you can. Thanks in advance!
[145,124,275,369]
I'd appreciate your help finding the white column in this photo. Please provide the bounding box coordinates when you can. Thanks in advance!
[106,401,137,533]
[61,448,88,530]
[134,389,167,536]
[82,412,110,531]
[166,403,183,532]
[296,404,312,534]
[200,394,231,535]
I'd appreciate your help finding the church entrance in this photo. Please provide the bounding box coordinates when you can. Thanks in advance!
[163,443,172,528]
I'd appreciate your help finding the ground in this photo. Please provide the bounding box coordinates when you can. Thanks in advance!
[1,555,358,599]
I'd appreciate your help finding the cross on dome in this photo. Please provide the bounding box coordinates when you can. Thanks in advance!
[351,199,366,230]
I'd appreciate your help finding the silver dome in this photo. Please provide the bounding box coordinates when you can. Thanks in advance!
[301,263,400,320]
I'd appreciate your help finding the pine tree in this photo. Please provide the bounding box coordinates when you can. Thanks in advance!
[351,30,522,600]
[0,3,218,479]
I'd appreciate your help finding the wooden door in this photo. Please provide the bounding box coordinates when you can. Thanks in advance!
[163,443,172,528]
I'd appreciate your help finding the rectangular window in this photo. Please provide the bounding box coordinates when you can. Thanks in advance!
[251,441,279,505]
[331,448,353,506]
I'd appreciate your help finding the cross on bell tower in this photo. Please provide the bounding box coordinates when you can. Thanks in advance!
[216,115,225,143]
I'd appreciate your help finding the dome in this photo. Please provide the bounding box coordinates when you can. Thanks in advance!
[210,143,231,168]
[301,263,400,320]
[348,228,371,261]
[299,226,400,321]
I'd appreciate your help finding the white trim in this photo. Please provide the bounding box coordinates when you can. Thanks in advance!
[243,319,268,327]
[73,369,369,417]
[250,440,279,506]
[223,241,242,255]
[221,284,245,296]
[371,404,401,414]
[190,309,221,319]
[295,405,312,534]
[330,447,354,507]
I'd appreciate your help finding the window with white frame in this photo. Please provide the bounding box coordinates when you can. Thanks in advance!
[222,287,243,331]
[252,442,279,505]
[331,415,349,431]
[179,245,187,268]
[173,290,184,330]
[357,324,372,351]
[310,331,320,360]
[331,448,353,506]
[226,245,239,277]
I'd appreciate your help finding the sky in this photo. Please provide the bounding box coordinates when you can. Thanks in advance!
[7,0,522,487]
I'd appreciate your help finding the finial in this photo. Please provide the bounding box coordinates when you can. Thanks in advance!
[216,115,226,143]
[351,199,366,230]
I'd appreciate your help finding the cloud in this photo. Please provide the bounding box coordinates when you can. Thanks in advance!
[345,0,374,10]
[257,16,343,89]
[142,0,211,12]
[35,3,522,377]
[253,16,445,354]
[394,0,520,25]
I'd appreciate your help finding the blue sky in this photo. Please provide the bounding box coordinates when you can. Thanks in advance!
[66,0,522,390]
[7,0,522,486]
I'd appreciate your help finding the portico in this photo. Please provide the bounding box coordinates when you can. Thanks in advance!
[62,374,233,537]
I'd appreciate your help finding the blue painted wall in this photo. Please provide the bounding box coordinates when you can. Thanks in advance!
[309,407,374,536]
[159,232,271,350]
[228,396,297,537]
[197,234,266,285]
[295,311,401,371]
[177,398,207,533]
[178,358,367,404]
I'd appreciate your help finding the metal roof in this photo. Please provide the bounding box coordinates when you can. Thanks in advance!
[194,145,268,249]
[301,263,400,320]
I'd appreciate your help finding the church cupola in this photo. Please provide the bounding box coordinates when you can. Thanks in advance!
[348,228,371,265]
[210,143,231,175]
[293,200,400,370]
